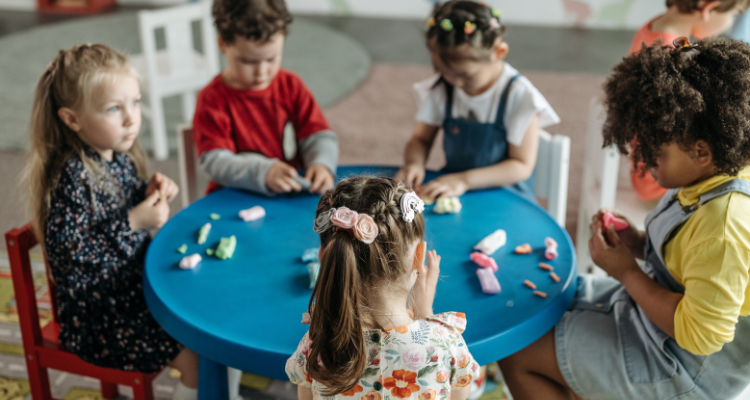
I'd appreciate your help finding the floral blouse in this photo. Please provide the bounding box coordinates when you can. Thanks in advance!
[286,312,479,400]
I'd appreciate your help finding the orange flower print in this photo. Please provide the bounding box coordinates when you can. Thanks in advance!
[341,384,364,397]
[387,325,409,334]
[419,389,437,400]
[455,374,473,388]
[458,354,470,368]
[436,370,448,383]
[361,390,381,400]
[383,370,421,398]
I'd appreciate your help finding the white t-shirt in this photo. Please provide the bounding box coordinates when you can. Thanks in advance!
[413,63,560,147]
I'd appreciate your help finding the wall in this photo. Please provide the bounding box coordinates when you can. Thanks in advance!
[286,0,667,30]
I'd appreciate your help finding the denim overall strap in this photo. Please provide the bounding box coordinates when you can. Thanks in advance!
[494,74,521,130]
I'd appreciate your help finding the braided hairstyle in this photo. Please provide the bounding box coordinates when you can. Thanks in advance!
[603,37,750,176]
[307,176,425,395]
[426,0,505,63]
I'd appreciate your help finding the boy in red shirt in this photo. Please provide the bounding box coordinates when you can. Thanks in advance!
[194,0,338,196]
[628,0,747,203]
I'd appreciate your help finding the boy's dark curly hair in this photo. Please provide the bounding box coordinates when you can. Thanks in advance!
[603,38,750,176]
[666,0,750,13]
[426,0,506,63]
[212,0,292,44]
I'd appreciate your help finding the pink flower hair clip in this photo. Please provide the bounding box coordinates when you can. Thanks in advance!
[400,191,425,222]
[489,17,501,30]
[314,206,379,244]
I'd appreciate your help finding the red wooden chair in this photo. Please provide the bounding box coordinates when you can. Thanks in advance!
[5,223,160,400]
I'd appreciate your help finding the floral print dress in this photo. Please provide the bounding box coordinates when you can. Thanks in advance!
[44,149,182,373]
[286,312,479,400]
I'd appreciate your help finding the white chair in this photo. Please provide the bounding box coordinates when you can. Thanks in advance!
[137,1,220,160]
[536,129,571,228]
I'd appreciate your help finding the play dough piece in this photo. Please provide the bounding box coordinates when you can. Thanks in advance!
[474,229,507,255]
[470,252,498,272]
[524,280,537,289]
[176,244,187,254]
[550,272,561,283]
[602,212,629,231]
[534,290,547,298]
[206,248,214,256]
[307,262,320,289]
[476,267,501,294]
[302,248,319,263]
[544,237,558,260]
[215,236,237,260]
[197,223,211,244]
[433,197,462,214]
[301,312,311,324]
[210,213,221,220]
[515,244,532,254]
[239,206,266,222]
[294,176,312,191]
[539,263,554,271]
[179,254,202,270]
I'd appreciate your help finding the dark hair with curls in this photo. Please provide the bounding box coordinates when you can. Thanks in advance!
[212,0,293,44]
[426,0,506,63]
[666,0,750,13]
[307,176,425,395]
[603,37,750,176]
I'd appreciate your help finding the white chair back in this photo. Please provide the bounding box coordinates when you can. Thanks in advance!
[535,129,571,227]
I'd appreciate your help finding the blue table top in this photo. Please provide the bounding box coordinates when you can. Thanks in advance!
[144,166,576,381]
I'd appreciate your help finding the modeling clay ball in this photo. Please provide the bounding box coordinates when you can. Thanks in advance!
[239,206,266,222]
[302,248,319,263]
[206,248,214,256]
[434,197,462,214]
[176,244,187,254]
[515,244,532,254]
[602,212,629,231]
[470,252,498,272]
[210,213,221,220]
[307,262,320,289]
[179,254,202,270]
[197,223,211,244]
[476,267,501,294]
[215,235,237,260]
[474,229,506,255]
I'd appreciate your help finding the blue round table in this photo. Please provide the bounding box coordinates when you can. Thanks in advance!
[144,166,576,399]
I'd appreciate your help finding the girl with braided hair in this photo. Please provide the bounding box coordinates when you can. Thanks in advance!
[286,176,479,399]
[396,0,559,203]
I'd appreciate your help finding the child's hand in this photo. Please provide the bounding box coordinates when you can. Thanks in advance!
[420,173,469,201]
[146,173,179,203]
[266,162,302,194]
[593,209,646,259]
[395,164,426,189]
[304,164,334,194]
[128,190,170,231]
[412,246,441,319]
[589,220,640,282]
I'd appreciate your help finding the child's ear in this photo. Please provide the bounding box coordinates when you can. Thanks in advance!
[412,241,427,271]
[491,39,509,62]
[694,139,713,167]
[217,35,228,54]
[57,107,81,132]
[699,1,723,20]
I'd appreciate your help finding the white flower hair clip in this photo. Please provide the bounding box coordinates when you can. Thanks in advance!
[400,191,425,222]
[313,206,379,244]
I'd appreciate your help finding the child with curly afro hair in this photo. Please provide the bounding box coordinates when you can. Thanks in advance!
[498,37,750,400]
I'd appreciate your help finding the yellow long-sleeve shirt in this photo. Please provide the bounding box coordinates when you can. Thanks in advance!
[666,166,750,356]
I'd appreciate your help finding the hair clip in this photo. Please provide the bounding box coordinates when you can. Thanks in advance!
[440,18,454,31]
[427,17,436,28]
[464,21,477,35]
[489,18,501,30]
[491,8,501,18]
[673,37,698,52]
[315,207,379,244]
[400,191,425,223]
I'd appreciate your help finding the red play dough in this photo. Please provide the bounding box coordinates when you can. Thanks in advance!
[602,212,629,231]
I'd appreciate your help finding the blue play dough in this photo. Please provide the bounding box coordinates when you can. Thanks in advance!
[144,166,576,381]
[301,248,319,263]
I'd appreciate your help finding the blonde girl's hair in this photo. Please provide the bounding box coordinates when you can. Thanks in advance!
[307,176,425,395]
[23,43,148,245]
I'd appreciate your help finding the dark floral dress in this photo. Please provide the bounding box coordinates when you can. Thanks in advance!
[44,149,182,373]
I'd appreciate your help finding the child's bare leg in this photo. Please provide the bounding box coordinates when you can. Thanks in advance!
[170,348,199,388]
[498,329,583,400]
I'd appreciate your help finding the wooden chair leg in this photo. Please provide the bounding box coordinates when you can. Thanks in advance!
[101,381,119,399]
[26,356,53,400]
[131,374,155,400]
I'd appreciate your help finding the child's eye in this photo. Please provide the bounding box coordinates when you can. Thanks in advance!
[107,106,119,113]
[132,99,140,106]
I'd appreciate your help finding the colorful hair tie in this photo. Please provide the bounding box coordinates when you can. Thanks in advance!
[464,21,477,35]
[673,37,698,52]
[491,8,501,18]
[440,18,454,31]
[489,17,501,30]
[426,17,436,28]
[400,191,425,223]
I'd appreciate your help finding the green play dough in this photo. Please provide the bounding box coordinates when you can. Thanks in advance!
[176,244,187,254]
[215,235,237,260]
[206,248,214,256]
[210,213,220,220]
[197,223,211,244]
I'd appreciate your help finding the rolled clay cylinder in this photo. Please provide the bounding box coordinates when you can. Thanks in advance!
[473,229,507,255]
[197,223,211,244]
[307,262,320,289]
[239,206,266,222]
[433,197,462,214]
[215,235,237,260]
[302,247,319,263]
[179,253,202,270]
[476,267,501,294]
[470,252,498,272]
[294,176,312,191]
[544,237,558,260]
[602,212,629,231]
[515,244,532,254]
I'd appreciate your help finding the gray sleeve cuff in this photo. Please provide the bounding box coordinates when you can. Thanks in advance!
[298,130,339,176]
[199,149,277,196]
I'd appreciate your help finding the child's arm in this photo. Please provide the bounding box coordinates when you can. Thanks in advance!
[420,115,539,200]
[298,130,338,194]
[451,386,471,400]
[199,150,302,195]
[297,385,313,400]
[395,122,440,188]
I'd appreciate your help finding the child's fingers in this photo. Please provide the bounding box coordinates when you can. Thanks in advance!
[284,176,302,192]
[282,163,299,178]
[145,190,162,205]
[605,225,621,246]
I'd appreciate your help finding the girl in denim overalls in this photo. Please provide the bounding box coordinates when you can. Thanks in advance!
[500,38,750,400]
[396,1,560,203]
